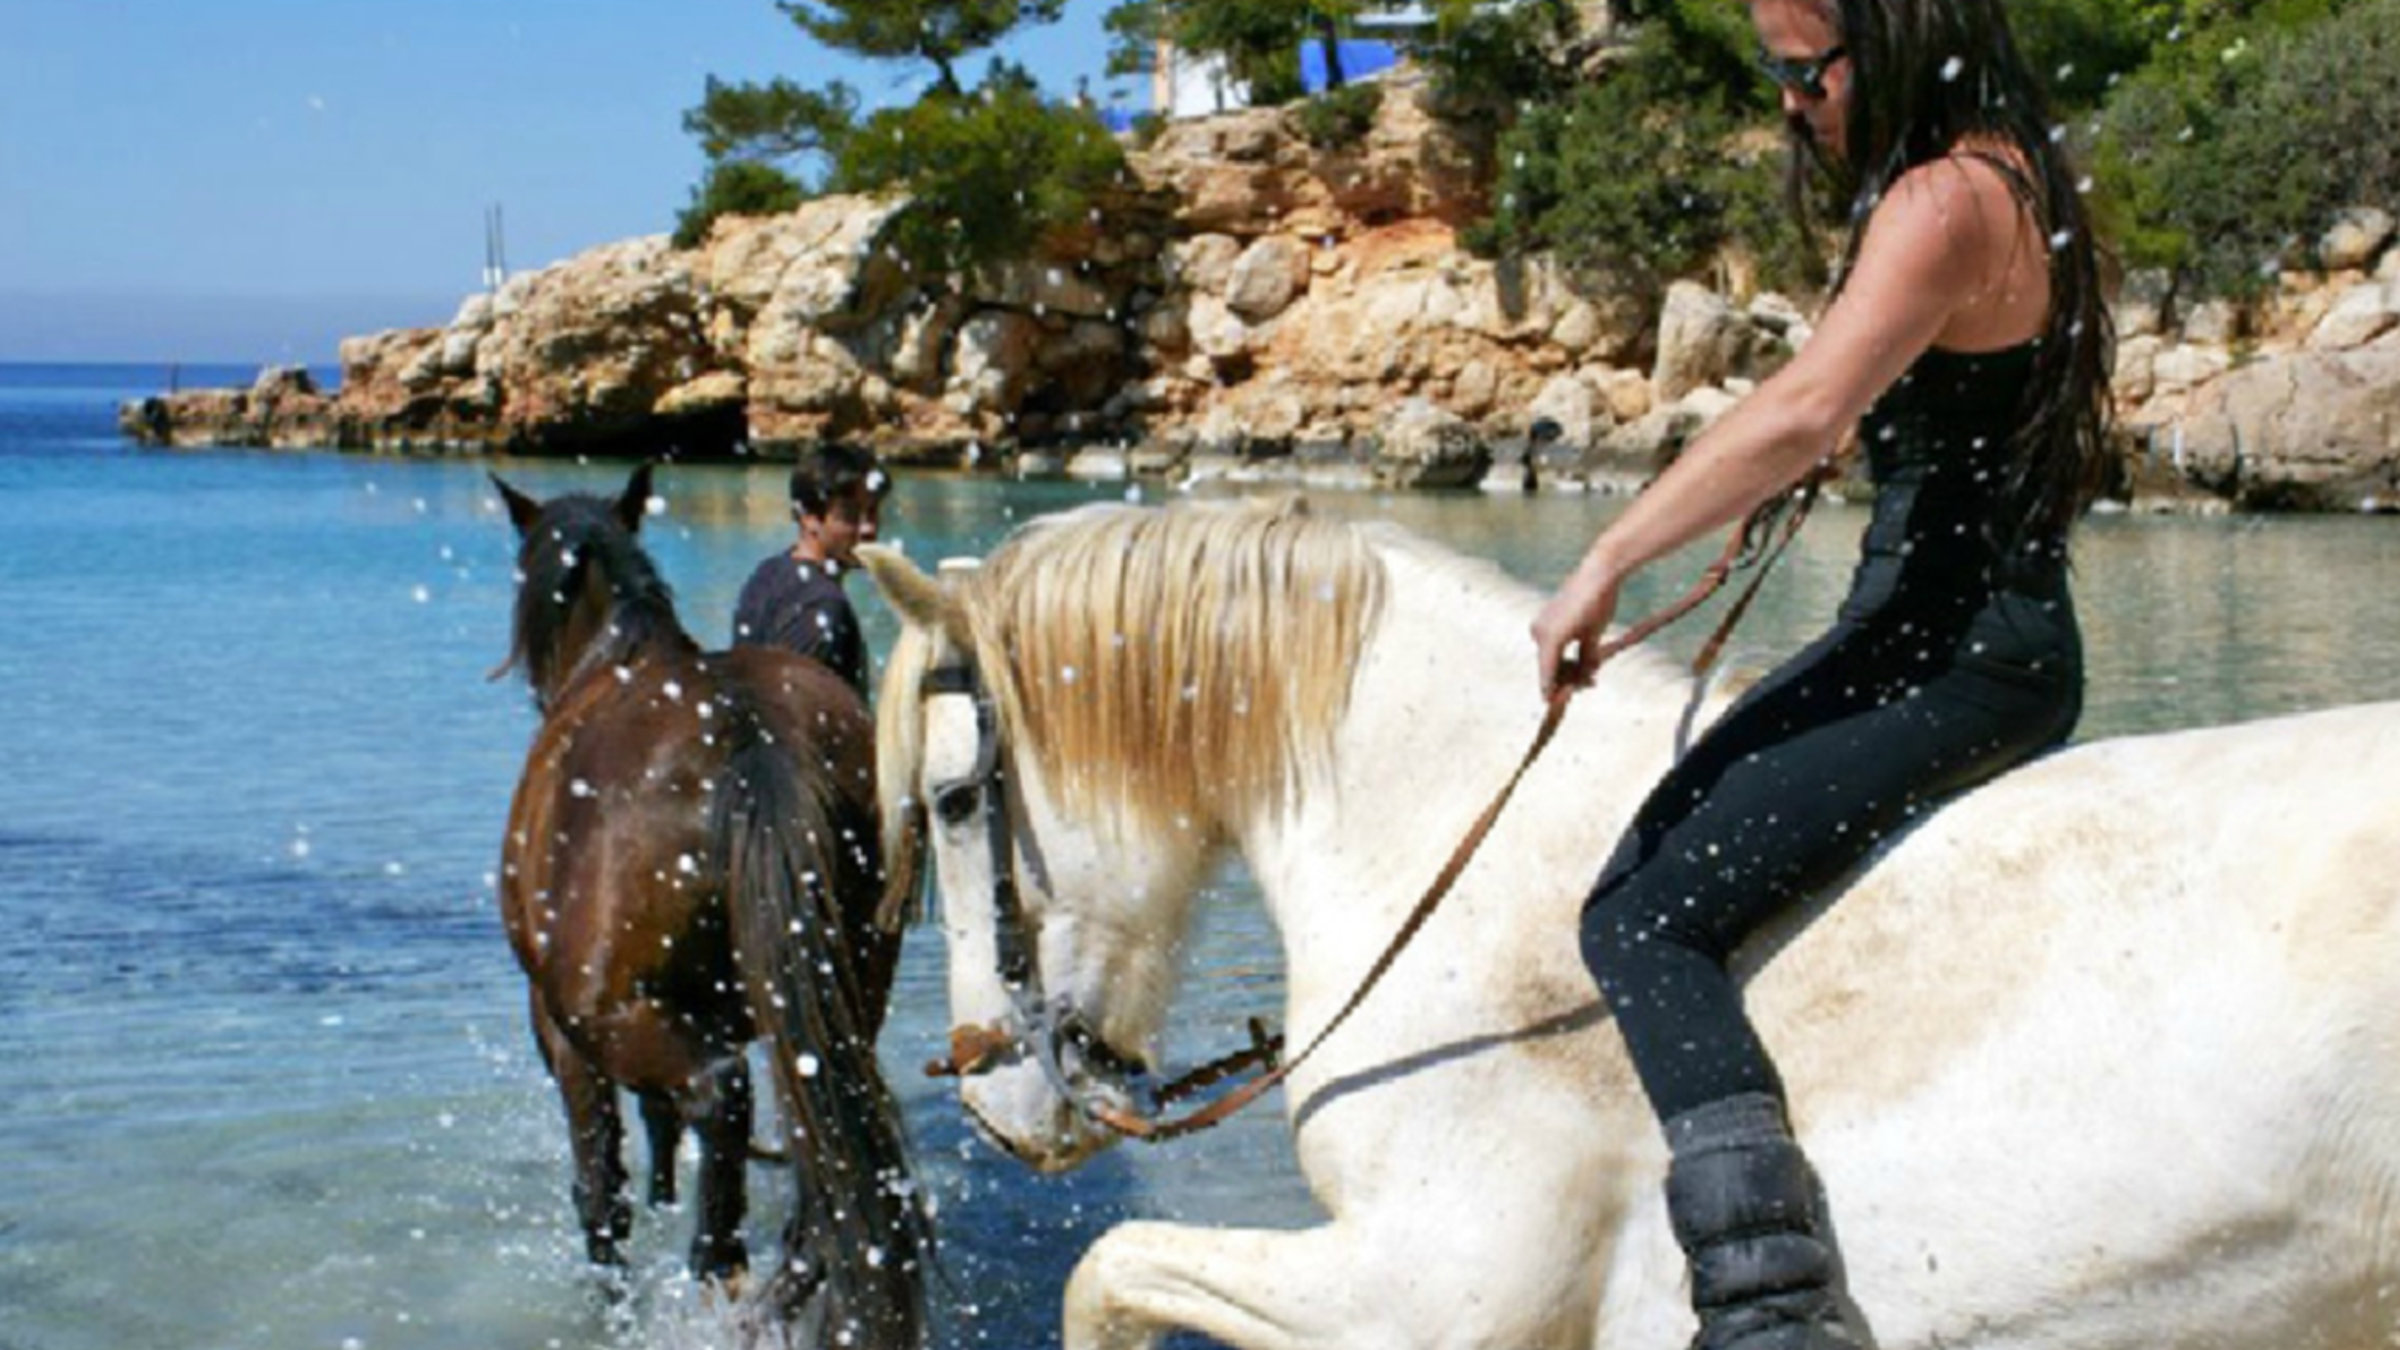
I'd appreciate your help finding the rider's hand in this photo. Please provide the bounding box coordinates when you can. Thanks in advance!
[1532,563,1622,701]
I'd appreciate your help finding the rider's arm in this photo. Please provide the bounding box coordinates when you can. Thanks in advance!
[1533,158,2023,695]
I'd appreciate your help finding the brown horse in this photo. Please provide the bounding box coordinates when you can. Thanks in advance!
[491,464,927,1347]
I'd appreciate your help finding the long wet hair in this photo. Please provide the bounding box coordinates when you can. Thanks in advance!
[1788,0,2115,548]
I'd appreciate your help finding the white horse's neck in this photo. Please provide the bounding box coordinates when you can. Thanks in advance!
[1229,534,1695,1103]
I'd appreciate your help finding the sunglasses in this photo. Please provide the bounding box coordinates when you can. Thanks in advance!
[1757,44,1847,100]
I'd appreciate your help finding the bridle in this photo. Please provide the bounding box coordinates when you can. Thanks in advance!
[913,476,1826,1141]
[916,659,1154,1124]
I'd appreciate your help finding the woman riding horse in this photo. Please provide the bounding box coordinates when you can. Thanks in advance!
[1530,0,2112,1344]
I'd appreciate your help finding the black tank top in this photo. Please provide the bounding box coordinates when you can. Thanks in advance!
[1846,342,2066,618]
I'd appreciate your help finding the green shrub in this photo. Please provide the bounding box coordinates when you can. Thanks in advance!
[2006,0,2175,111]
[1464,7,1812,303]
[2087,0,2400,295]
[829,80,1129,277]
[1414,0,1580,128]
[1295,79,1384,148]
[673,160,808,248]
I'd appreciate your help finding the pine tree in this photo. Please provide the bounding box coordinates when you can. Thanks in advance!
[675,0,1123,277]
[1105,0,1360,104]
[782,0,1068,96]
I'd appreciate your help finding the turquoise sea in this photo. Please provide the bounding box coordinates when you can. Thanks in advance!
[5,361,2399,1349]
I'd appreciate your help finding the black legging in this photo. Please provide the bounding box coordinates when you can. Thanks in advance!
[1580,581,2081,1123]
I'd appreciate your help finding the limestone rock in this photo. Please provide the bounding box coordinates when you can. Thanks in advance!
[1526,372,1604,453]
[946,310,1046,416]
[2173,344,2400,507]
[972,258,1113,320]
[2321,207,2396,272]
[1185,293,1254,361]
[1224,235,1311,321]
[1653,281,1781,403]
[889,296,968,390]
[2114,334,2164,404]
[2307,281,2400,351]
[1224,380,1310,446]
[701,196,912,328]
[2115,269,2174,340]
[253,365,319,399]
[2181,299,2242,345]
[2152,343,2234,394]
[1133,70,1483,239]
[656,371,747,418]
[1367,397,1489,489]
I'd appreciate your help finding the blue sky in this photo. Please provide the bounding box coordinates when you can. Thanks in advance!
[0,0,1140,364]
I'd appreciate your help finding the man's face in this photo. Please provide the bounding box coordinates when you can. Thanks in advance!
[806,488,880,567]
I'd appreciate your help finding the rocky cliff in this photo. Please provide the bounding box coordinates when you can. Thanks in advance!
[121,74,2400,509]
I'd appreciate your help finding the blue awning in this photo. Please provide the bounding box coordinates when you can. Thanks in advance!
[1300,40,1404,94]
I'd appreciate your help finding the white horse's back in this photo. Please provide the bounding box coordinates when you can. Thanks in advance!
[1720,700,2400,1350]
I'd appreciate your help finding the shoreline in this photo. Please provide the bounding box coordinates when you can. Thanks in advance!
[108,89,2400,516]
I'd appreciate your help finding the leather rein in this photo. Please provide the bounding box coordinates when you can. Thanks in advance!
[920,474,1826,1142]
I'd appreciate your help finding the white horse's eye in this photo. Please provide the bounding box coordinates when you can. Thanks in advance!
[932,782,982,827]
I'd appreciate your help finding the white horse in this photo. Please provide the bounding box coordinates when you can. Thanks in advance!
[861,496,2400,1350]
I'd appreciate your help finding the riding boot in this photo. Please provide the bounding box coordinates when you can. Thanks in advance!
[1663,1092,1866,1350]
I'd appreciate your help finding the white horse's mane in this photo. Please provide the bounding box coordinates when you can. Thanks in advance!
[875,497,1397,885]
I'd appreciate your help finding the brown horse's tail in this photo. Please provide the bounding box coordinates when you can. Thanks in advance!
[714,717,931,1349]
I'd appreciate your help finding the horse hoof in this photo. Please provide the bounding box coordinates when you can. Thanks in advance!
[693,1237,751,1294]
[593,1263,634,1308]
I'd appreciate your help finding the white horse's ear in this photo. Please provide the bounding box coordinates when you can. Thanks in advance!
[859,543,965,640]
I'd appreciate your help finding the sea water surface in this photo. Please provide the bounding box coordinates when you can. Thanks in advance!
[5,362,2399,1350]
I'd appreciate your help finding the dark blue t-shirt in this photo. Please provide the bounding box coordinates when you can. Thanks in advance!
[732,554,868,696]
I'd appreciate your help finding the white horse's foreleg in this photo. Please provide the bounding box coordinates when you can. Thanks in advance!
[1063,1220,1373,1350]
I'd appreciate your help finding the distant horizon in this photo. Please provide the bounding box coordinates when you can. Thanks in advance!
[0,287,475,367]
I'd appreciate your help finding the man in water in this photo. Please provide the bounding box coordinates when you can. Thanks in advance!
[732,443,889,697]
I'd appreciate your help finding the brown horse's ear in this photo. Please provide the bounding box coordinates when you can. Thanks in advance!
[491,473,542,537]
[858,543,966,642]
[615,462,657,533]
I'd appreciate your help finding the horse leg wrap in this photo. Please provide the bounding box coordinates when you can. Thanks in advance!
[1664,1093,1866,1350]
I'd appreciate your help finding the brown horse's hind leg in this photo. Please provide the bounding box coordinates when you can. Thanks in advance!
[532,997,634,1270]
[639,1092,682,1208]
[683,1052,754,1285]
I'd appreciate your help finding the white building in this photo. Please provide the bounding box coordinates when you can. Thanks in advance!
[1149,3,1558,119]
[1152,38,1249,119]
